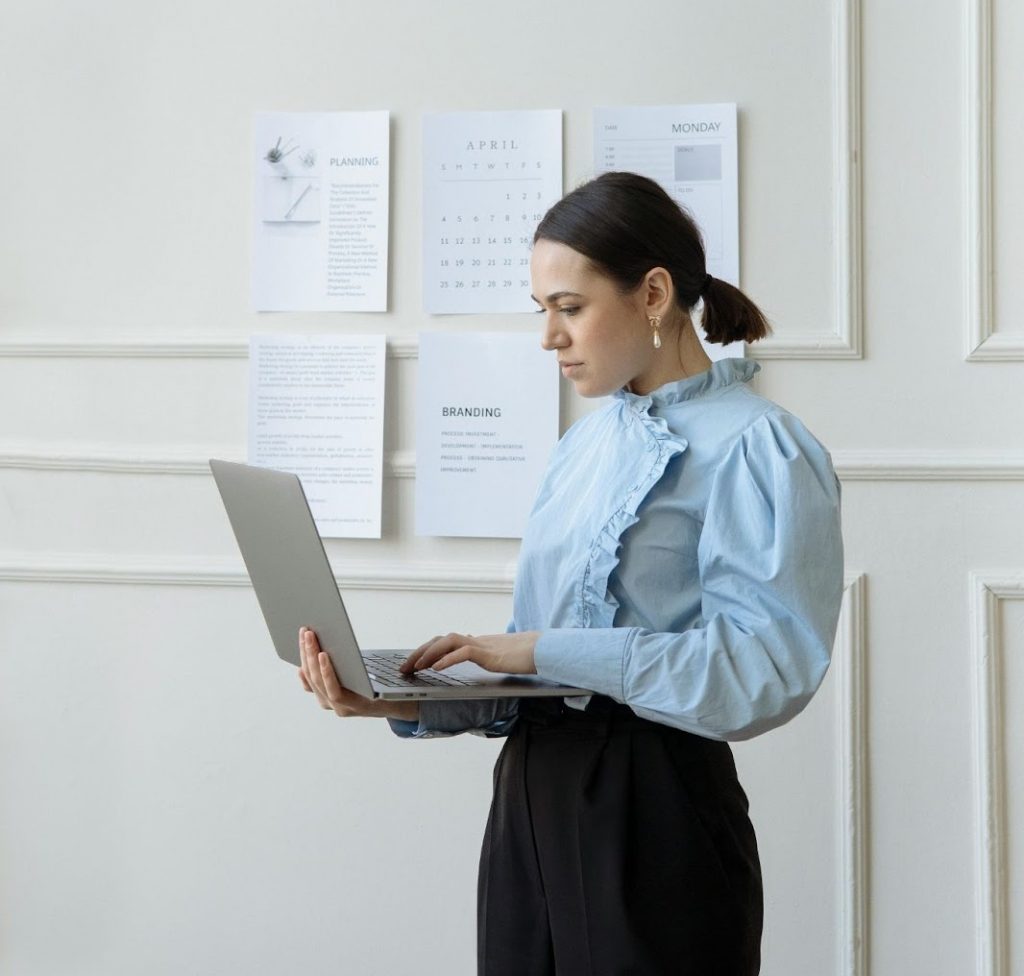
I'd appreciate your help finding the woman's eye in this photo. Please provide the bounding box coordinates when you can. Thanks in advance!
[532,306,580,315]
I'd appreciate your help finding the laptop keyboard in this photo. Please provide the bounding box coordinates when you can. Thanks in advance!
[364,652,478,688]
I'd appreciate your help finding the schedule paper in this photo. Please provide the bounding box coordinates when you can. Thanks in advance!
[248,334,386,538]
[252,111,389,311]
[423,110,563,314]
[415,333,558,537]
[594,103,743,360]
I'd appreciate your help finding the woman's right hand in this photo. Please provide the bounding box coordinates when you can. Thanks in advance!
[298,626,420,723]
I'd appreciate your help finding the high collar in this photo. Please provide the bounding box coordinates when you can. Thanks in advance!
[614,357,761,409]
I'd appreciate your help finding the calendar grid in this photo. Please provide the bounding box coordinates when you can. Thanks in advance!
[423,110,563,314]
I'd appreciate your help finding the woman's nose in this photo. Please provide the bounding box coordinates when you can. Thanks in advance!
[540,315,566,351]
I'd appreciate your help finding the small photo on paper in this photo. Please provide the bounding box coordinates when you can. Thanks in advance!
[674,144,722,182]
[261,175,321,223]
[252,111,389,311]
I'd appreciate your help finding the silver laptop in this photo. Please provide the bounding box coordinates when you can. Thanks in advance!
[209,459,593,701]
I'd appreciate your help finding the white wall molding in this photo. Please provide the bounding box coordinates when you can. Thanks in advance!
[0,326,871,362]
[966,332,1024,360]
[5,445,1024,482]
[837,573,869,976]
[964,0,1024,360]
[750,332,861,359]
[0,334,421,360]
[969,571,1024,976]
[0,553,516,593]
[753,0,862,360]
[0,445,417,479]
[831,450,1024,481]
[0,445,245,475]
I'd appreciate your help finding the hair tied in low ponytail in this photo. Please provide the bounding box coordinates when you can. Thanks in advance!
[534,172,772,345]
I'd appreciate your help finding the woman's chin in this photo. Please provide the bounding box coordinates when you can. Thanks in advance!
[573,382,615,399]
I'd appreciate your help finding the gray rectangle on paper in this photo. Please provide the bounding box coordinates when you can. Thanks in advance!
[674,144,722,182]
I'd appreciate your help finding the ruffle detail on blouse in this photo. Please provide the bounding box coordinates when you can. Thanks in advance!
[614,356,761,408]
[577,359,758,630]
[578,404,688,629]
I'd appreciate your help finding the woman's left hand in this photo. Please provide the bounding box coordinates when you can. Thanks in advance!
[401,631,541,676]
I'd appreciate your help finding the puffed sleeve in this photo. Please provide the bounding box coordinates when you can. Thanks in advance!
[532,410,844,741]
[386,617,521,739]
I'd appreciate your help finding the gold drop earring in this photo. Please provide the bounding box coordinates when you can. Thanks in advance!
[648,315,662,349]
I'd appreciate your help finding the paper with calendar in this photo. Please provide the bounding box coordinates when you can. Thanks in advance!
[415,332,558,537]
[422,110,563,314]
[252,111,389,311]
[248,334,386,538]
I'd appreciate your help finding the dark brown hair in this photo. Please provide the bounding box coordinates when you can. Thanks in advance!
[533,171,772,345]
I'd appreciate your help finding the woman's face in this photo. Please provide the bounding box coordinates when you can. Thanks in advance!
[530,239,661,398]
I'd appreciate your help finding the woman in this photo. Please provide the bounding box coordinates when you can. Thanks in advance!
[298,171,844,975]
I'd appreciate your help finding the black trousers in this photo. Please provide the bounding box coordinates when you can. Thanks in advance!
[478,696,763,976]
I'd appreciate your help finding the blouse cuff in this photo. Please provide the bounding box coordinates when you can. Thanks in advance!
[534,627,636,701]
[386,698,519,739]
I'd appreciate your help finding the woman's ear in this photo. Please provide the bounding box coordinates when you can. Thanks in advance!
[642,266,675,317]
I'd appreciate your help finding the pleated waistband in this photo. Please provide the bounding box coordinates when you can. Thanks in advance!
[517,696,729,761]
[518,694,666,726]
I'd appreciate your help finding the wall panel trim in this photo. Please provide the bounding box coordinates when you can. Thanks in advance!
[4,446,1024,481]
[0,445,417,479]
[753,0,862,359]
[970,572,1024,976]
[965,0,1024,360]
[837,573,869,976]
[831,451,1024,481]
[0,553,516,593]
[0,334,421,359]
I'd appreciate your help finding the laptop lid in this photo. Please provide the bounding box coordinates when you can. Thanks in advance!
[209,458,376,698]
[209,459,595,701]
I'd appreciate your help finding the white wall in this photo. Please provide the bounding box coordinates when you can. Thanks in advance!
[1,1,1022,973]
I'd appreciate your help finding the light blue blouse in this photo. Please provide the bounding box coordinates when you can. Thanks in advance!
[389,357,844,742]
